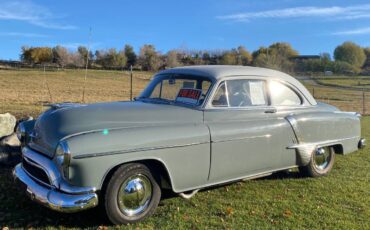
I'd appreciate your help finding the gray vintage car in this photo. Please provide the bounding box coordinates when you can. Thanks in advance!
[13,66,365,224]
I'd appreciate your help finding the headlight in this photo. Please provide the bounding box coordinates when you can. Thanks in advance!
[55,141,71,179]
[16,122,26,143]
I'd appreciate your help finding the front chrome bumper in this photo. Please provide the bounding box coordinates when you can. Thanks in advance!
[13,147,98,213]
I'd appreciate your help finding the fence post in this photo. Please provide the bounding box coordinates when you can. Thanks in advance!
[130,65,133,101]
[363,89,365,115]
[312,88,315,98]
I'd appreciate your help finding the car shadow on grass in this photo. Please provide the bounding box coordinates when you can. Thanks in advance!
[0,164,304,228]
[0,165,111,228]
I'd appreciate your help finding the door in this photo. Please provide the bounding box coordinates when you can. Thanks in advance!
[204,78,297,183]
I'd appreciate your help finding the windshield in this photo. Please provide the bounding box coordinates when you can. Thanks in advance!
[138,74,213,107]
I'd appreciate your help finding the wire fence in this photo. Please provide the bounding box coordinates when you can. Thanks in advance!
[0,69,152,118]
[308,86,369,115]
[0,69,369,118]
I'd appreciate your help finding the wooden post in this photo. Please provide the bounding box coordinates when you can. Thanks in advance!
[363,89,365,115]
[82,27,92,103]
[130,65,133,101]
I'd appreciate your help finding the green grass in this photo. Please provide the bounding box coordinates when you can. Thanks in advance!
[319,78,370,89]
[0,70,369,229]
[1,119,369,229]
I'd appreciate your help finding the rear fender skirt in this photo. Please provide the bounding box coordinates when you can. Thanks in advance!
[287,137,356,165]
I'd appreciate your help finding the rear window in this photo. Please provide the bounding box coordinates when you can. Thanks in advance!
[269,81,301,106]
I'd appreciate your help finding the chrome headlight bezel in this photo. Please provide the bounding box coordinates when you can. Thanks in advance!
[55,141,71,179]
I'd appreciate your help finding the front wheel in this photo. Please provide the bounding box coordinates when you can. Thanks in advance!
[299,146,335,177]
[104,163,161,225]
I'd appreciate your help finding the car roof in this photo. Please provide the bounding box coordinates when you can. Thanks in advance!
[158,65,317,105]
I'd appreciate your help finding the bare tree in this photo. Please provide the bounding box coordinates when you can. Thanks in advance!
[52,46,69,68]
[166,50,181,68]
[138,44,162,71]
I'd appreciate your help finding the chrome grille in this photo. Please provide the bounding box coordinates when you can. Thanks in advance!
[22,157,51,187]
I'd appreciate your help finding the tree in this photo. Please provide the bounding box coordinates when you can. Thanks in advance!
[20,46,32,63]
[220,51,238,65]
[124,44,137,68]
[21,47,53,64]
[364,47,370,69]
[334,42,366,69]
[52,46,69,68]
[138,44,161,71]
[95,49,127,68]
[236,46,252,65]
[269,42,298,58]
[320,52,331,62]
[69,52,84,67]
[107,48,127,68]
[331,61,357,74]
[220,46,252,65]
[252,42,298,72]
[78,46,89,66]
[166,50,181,68]
[202,52,211,65]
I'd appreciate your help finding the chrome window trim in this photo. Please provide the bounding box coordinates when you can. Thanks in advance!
[205,76,269,110]
[224,80,230,106]
[204,75,311,110]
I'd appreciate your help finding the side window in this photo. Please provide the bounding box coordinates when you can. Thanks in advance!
[269,81,302,106]
[212,79,267,107]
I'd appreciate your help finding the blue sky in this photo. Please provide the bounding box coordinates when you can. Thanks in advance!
[0,0,369,60]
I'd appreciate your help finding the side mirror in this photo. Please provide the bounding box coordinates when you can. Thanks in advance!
[169,78,176,85]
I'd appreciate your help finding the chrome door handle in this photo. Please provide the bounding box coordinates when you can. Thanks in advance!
[264,108,277,113]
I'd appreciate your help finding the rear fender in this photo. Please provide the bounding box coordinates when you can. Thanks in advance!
[285,111,361,165]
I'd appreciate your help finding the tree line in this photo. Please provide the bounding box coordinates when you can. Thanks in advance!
[19,41,370,74]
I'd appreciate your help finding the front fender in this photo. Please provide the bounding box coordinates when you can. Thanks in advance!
[18,119,36,145]
[63,123,211,192]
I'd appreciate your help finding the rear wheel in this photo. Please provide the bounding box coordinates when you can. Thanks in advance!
[104,163,161,224]
[299,146,335,177]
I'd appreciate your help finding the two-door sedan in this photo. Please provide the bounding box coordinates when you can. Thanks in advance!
[14,66,365,224]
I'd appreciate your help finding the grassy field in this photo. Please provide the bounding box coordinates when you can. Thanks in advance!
[0,69,369,229]
[0,69,152,118]
[299,77,370,115]
[1,69,369,117]
[319,78,370,89]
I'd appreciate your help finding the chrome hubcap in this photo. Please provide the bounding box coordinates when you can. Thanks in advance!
[314,147,331,170]
[118,174,152,216]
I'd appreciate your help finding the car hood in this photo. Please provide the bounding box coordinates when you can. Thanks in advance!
[29,101,203,158]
